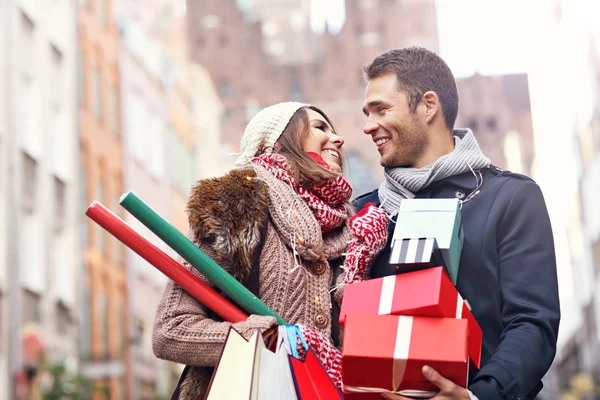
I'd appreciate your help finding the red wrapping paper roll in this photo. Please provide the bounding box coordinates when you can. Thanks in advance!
[86,201,248,323]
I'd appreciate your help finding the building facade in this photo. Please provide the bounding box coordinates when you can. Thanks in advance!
[77,0,129,398]
[0,1,9,396]
[2,0,80,398]
[454,73,535,176]
[186,0,440,195]
[117,1,181,397]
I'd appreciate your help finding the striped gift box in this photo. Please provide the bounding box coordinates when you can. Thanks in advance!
[388,237,444,272]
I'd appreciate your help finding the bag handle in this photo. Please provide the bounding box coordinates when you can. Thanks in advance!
[279,324,308,359]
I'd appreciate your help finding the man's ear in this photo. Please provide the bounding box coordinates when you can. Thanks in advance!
[421,91,441,124]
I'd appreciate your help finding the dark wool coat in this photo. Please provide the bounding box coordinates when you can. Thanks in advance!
[354,165,560,400]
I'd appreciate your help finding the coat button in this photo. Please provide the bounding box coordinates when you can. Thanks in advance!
[454,190,466,200]
[314,311,329,328]
[312,260,327,275]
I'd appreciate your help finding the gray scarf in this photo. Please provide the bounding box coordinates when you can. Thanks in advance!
[379,129,490,216]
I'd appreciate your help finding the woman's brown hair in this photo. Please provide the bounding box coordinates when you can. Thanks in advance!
[259,106,341,187]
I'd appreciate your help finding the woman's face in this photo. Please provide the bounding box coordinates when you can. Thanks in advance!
[302,109,344,173]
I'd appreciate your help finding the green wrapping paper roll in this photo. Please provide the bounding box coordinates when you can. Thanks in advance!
[120,191,286,324]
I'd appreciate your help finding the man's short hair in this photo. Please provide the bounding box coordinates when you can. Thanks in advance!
[364,47,459,130]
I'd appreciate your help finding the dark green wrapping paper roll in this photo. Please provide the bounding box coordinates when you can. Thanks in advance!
[120,191,286,324]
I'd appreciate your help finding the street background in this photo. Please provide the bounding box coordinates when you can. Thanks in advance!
[0,0,599,398]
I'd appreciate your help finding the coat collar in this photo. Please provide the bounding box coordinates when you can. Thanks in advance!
[425,166,489,193]
[187,168,270,283]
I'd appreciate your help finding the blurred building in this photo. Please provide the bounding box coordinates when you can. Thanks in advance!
[0,1,8,396]
[118,1,227,396]
[455,73,535,176]
[116,1,176,398]
[243,0,315,65]
[186,0,440,194]
[565,17,600,400]
[188,64,227,179]
[161,3,199,235]
[525,1,600,398]
[1,0,80,398]
[77,0,129,398]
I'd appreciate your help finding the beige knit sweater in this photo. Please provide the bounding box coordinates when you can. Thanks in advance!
[152,165,352,389]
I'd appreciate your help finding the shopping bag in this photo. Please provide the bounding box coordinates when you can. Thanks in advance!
[257,336,299,400]
[281,325,344,400]
[205,326,298,400]
[205,328,263,399]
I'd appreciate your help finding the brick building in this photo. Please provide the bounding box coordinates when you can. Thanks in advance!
[455,73,535,175]
[186,0,535,195]
[187,0,439,194]
[77,0,129,398]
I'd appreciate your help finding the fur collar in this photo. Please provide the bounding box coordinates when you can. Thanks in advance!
[186,168,270,285]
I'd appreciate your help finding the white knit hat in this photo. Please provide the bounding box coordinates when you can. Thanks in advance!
[234,101,309,167]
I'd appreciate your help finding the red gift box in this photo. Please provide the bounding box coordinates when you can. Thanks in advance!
[340,266,482,367]
[342,314,469,397]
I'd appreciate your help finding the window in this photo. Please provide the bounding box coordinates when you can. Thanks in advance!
[21,152,46,293]
[18,75,42,158]
[80,284,91,356]
[55,301,71,336]
[21,209,46,292]
[48,102,67,178]
[468,119,478,132]
[50,45,63,103]
[108,85,119,134]
[96,180,106,254]
[98,0,107,27]
[77,49,86,105]
[54,177,66,231]
[168,132,194,196]
[117,303,125,357]
[97,294,109,359]
[127,93,147,163]
[148,114,165,178]
[112,191,123,264]
[22,289,41,323]
[218,80,230,97]
[53,177,74,303]
[92,66,102,121]
[79,160,89,248]
[19,12,35,70]
[21,152,38,212]
[593,239,600,276]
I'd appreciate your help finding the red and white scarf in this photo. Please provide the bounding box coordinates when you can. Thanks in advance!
[252,153,353,233]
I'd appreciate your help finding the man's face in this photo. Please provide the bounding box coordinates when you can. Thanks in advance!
[362,73,428,168]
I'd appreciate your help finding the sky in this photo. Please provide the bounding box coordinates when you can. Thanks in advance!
[311,0,534,78]
[308,0,593,78]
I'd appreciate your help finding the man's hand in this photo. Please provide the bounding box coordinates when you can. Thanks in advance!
[381,366,470,400]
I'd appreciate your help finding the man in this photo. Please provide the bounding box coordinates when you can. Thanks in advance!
[354,47,560,400]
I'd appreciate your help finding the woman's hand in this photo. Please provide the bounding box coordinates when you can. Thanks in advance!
[343,202,389,284]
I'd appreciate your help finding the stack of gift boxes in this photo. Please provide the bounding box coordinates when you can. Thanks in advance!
[340,199,483,399]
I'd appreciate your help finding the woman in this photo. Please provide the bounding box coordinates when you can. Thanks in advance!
[152,102,388,399]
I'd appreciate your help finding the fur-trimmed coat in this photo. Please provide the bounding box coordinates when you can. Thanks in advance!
[152,164,353,399]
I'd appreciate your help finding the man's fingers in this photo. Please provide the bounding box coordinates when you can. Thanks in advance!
[423,366,454,392]
[381,394,411,400]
